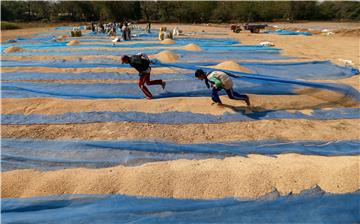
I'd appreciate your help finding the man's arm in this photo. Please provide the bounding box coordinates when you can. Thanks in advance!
[208,77,222,89]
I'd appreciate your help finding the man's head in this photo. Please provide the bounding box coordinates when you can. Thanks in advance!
[120,55,130,64]
[195,69,206,80]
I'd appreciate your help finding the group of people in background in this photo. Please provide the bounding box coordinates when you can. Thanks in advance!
[90,20,131,40]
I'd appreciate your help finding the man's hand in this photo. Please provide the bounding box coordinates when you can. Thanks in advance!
[212,84,221,89]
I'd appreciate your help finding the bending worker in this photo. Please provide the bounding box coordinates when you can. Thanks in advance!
[195,69,250,106]
[121,53,166,99]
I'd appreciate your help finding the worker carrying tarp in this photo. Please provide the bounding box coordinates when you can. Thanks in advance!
[195,69,250,106]
[121,53,166,99]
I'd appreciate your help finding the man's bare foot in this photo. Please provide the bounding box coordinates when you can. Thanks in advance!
[145,96,152,100]
[161,81,166,90]
[212,102,224,107]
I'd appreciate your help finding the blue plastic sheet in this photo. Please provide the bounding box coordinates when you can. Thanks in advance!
[53,26,87,30]
[3,48,291,60]
[167,37,240,46]
[3,76,359,101]
[2,33,289,62]
[2,60,358,80]
[14,36,58,43]
[0,36,240,51]
[1,79,300,99]
[2,188,359,224]
[264,29,312,36]
[1,81,207,99]
[1,37,241,50]
[1,44,279,53]
[2,138,359,171]
[2,108,360,125]
[1,59,130,68]
[1,71,193,81]
[2,49,160,56]
[162,62,360,101]
[241,60,359,80]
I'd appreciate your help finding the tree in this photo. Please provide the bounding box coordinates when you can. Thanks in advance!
[1,1,359,23]
[1,1,28,21]
[140,1,159,22]
[211,2,232,22]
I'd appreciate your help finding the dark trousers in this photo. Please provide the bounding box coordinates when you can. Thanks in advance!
[212,87,249,103]
[138,74,163,98]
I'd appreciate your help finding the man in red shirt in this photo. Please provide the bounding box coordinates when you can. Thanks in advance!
[121,53,166,99]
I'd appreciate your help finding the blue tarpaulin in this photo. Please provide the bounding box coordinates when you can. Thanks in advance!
[2,188,359,224]
[2,138,359,171]
[1,71,193,81]
[2,60,358,80]
[1,37,241,50]
[3,72,360,100]
[161,62,360,101]
[2,48,291,60]
[53,26,87,30]
[2,108,360,125]
[264,29,312,36]
[0,80,297,99]
[241,60,359,80]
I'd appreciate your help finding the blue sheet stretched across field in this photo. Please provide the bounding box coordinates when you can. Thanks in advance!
[1,37,241,50]
[2,79,359,102]
[2,188,359,224]
[162,62,360,101]
[2,138,359,171]
[2,48,291,60]
[241,60,359,80]
[2,60,357,80]
[1,71,193,81]
[1,79,299,99]
[0,36,249,51]
[2,108,360,125]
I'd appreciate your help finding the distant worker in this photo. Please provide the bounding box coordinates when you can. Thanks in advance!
[122,22,131,40]
[146,22,151,33]
[173,26,180,37]
[127,24,131,40]
[99,23,105,33]
[122,24,127,40]
[91,22,95,32]
[195,69,250,106]
[121,53,166,99]
[112,21,117,36]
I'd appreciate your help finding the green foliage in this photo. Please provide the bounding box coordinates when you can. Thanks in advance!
[1,21,21,30]
[1,1,359,23]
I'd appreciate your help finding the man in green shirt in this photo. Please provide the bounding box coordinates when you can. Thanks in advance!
[195,69,250,106]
